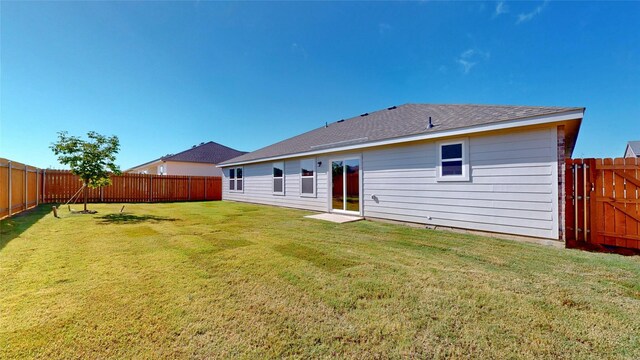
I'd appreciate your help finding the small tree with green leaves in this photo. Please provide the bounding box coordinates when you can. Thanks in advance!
[51,131,121,212]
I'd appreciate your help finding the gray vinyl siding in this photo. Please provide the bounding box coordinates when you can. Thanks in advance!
[223,157,329,212]
[222,126,559,239]
[362,127,558,239]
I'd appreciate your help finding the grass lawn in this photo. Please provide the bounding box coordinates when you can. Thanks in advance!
[1,202,639,358]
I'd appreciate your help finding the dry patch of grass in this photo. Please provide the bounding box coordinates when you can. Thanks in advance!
[274,243,357,273]
[1,202,639,358]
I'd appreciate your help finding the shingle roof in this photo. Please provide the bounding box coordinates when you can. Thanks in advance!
[163,141,246,164]
[220,103,583,165]
[627,141,640,156]
[129,142,246,170]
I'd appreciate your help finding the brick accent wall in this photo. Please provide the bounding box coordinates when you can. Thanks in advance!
[557,125,566,241]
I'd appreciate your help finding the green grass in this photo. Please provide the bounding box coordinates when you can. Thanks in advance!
[1,202,639,359]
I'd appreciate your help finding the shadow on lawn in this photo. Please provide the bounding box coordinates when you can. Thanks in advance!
[96,213,178,225]
[0,205,52,252]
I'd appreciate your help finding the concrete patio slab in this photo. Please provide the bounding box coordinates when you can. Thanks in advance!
[304,213,363,223]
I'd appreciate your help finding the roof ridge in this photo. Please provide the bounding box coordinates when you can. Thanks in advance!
[203,140,247,153]
[162,141,207,160]
[407,102,583,109]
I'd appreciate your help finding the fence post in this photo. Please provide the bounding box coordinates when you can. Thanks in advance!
[36,169,39,206]
[573,161,579,242]
[150,175,153,202]
[8,161,12,217]
[204,177,207,200]
[23,166,28,209]
[43,169,47,203]
[100,186,104,202]
[189,176,192,201]
[588,158,598,244]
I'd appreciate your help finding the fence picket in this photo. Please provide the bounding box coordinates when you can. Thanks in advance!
[0,158,222,219]
[613,158,626,247]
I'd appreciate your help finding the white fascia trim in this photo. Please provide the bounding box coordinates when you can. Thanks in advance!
[219,109,584,167]
[125,159,164,172]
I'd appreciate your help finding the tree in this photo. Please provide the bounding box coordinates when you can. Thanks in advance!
[50,131,121,212]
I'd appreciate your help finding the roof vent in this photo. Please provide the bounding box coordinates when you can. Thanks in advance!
[428,117,434,129]
[337,119,345,123]
[360,113,369,117]
[192,145,196,148]
[200,142,205,145]
[387,106,397,110]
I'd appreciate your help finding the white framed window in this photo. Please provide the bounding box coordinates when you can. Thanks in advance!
[229,167,243,192]
[300,158,316,197]
[436,138,470,181]
[273,162,284,195]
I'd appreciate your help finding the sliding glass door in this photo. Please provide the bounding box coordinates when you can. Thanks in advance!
[331,158,360,213]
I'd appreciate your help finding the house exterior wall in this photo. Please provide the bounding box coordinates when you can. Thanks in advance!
[128,161,163,175]
[129,161,222,176]
[223,157,330,212]
[165,161,223,176]
[222,126,559,239]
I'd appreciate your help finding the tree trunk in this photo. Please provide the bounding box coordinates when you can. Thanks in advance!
[83,183,88,212]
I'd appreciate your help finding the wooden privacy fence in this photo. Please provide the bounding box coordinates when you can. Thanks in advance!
[0,158,41,218]
[43,170,222,203]
[566,157,640,250]
[1,158,222,219]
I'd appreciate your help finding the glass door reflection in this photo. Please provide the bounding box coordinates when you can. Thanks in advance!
[331,159,359,213]
[331,161,344,211]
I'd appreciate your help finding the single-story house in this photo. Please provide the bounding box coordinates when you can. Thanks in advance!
[219,104,584,240]
[624,141,640,158]
[127,141,246,176]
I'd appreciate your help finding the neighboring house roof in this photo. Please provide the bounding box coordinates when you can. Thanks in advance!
[625,141,640,157]
[128,141,246,171]
[220,103,584,166]
[162,141,246,163]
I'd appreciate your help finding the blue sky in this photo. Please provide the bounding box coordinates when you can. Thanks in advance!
[1,1,639,169]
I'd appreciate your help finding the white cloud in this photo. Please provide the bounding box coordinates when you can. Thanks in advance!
[456,48,490,74]
[461,49,474,58]
[456,59,476,74]
[494,1,508,17]
[516,1,548,24]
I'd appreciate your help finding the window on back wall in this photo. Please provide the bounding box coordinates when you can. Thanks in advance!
[229,167,243,192]
[273,162,284,195]
[236,167,243,191]
[300,158,316,197]
[437,138,470,181]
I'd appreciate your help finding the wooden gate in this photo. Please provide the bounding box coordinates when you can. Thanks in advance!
[566,158,640,250]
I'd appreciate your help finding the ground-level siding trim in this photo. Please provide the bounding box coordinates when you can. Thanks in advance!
[223,126,560,239]
[364,213,557,239]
